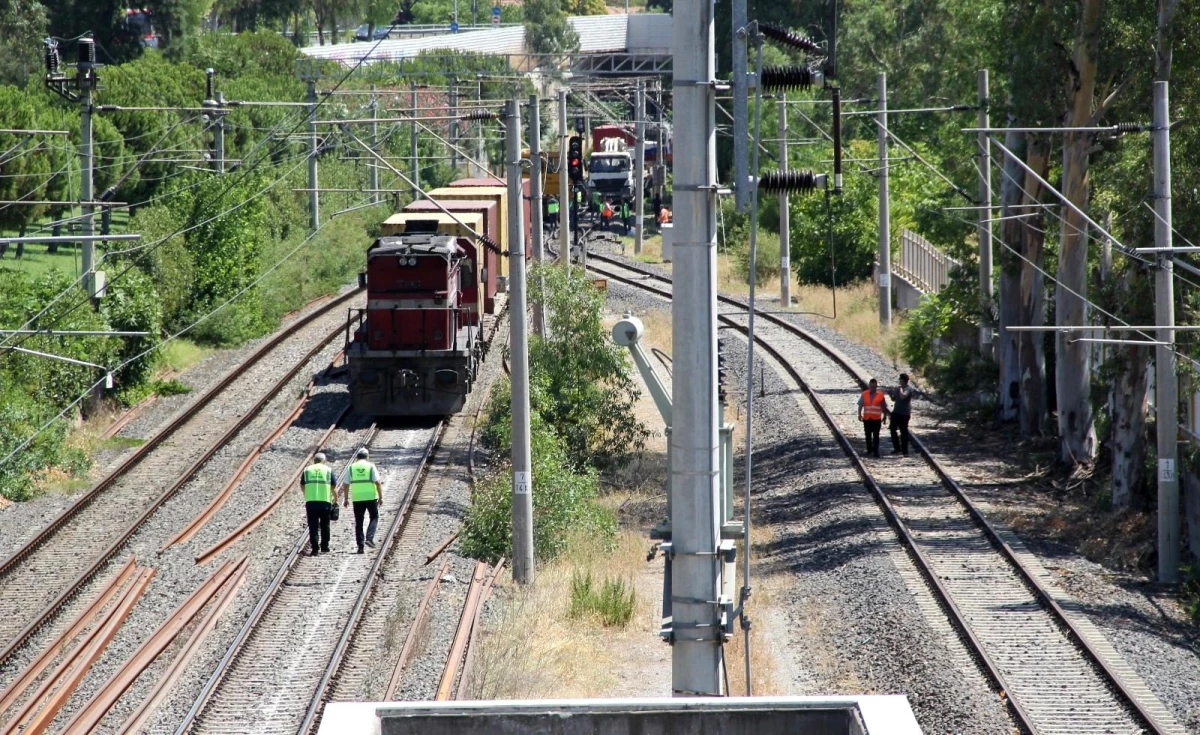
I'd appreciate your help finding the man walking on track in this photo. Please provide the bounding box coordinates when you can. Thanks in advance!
[857,378,890,458]
[341,448,382,554]
[301,452,335,556]
[890,373,917,456]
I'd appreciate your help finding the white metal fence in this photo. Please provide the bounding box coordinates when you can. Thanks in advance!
[893,229,959,295]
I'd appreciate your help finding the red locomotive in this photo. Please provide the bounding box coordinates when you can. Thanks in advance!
[345,223,482,416]
[346,176,526,416]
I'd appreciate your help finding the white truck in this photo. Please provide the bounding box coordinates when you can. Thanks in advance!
[587,137,635,202]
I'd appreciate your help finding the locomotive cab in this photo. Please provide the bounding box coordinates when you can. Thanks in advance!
[347,228,480,416]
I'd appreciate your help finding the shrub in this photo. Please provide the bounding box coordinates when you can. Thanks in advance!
[0,385,87,502]
[525,263,649,473]
[463,378,617,563]
[568,571,636,627]
[733,230,781,285]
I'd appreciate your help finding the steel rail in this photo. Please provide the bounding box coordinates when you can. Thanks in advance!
[172,423,383,735]
[583,249,1173,735]
[0,287,361,580]
[298,422,444,735]
[0,289,361,667]
[384,559,450,700]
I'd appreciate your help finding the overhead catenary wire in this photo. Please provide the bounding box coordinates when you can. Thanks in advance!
[0,187,387,472]
[0,27,399,356]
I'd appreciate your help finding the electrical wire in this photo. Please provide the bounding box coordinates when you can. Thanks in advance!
[0,24,395,354]
[0,189,387,471]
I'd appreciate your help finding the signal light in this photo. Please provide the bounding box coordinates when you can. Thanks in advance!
[567,136,584,183]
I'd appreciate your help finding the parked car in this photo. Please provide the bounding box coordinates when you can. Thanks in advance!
[355,23,398,41]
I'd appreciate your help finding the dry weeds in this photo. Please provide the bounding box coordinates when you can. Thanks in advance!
[468,529,664,699]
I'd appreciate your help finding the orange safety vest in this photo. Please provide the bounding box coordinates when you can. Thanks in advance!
[861,390,886,421]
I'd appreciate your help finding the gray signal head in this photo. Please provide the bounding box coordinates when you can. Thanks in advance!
[612,314,644,347]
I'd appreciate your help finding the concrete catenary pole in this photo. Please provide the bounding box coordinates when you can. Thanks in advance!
[779,96,790,305]
[410,83,419,197]
[528,94,545,335]
[977,69,993,356]
[78,39,96,297]
[671,0,724,695]
[1153,80,1179,583]
[558,88,571,264]
[506,97,535,585]
[634,80,646,255]
[876,72,891,327]
[205,69,224,174]
[369,86,379,204]
[307,78,319,230]
[449,77,459,175]
[213,91,225,174]
[730,0,748,211]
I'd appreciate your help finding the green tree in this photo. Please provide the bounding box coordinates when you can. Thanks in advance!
[0,0,48,87]
[523,0,578,55]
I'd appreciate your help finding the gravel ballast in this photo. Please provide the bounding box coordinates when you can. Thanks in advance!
[593,238,1200,731]
[602,276,1015,732]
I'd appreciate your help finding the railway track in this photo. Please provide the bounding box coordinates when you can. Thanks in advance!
[0,288,362,672]
[584,247,1186,735]
[175,422,442,735]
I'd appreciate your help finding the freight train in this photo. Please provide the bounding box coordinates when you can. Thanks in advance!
[344,176,531,416]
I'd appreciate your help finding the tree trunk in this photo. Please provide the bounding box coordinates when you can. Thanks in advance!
[48,220,60,254]
[331,14,340,44]
[1055,0,1105,464]
[1019,135,1050,437]
[998,127,1024,422]
[1110,267,1149,508]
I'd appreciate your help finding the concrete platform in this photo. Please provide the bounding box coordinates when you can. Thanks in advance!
[319,696,923,735]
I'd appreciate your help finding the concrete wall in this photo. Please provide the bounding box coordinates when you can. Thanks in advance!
[318,696,923,735]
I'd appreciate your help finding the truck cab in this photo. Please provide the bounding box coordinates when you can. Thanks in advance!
[587,138,634,201]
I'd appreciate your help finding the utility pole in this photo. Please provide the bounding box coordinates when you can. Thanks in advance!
[634,80,646,255]
[528,94,545,336]
[506,97,534,585]
[204,69,225,174]
[876,72,892,327]
[977,69,993,356]
[730,0,749,211]
[1153,80,1179,584]
[779,97,790,306]
[558,88,570,264]
[671,0,724,696]
[410,83,419,197]
[368,86,379,204]
[307,78,319,230]
[79,39,96,297]
[449,77,459,175]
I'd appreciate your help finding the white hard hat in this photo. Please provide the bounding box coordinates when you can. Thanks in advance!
[357,448,369,459]
[315,452,326,463]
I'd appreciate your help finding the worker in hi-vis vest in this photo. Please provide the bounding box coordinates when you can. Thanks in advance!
[339,447,382,554]
[300,452,335,556]
[857,378,891,459]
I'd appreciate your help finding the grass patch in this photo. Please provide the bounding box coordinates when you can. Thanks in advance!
[158,339,213,374]
[98,436,145,451]
[150,378,192,396]
[468,530,658,699]
[568,571,636,628]
[0,244,83,280]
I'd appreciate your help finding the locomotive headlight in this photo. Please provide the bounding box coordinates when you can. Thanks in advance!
[407,257,417,266]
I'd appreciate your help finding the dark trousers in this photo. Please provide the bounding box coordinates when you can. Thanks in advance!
[353,499,379,549]
[863,419,882,456]
[305,501,331,553]
[890,414,911,454]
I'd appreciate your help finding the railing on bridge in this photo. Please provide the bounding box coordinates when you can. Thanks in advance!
[893,229,959,295]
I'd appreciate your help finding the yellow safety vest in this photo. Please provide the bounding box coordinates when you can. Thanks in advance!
[349,460,378,502]
[302,463,333,503]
